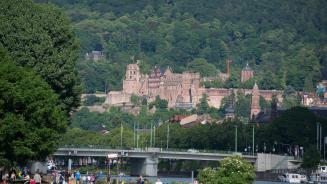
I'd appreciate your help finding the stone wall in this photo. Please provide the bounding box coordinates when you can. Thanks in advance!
[105,91,131,105]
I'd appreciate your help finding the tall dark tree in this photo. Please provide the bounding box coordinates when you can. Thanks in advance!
[0,50,67,165]
[264,107,322,151]
[0,0,81,113]
[302,145,320,171]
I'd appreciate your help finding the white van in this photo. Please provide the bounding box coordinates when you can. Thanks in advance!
[278,173,301,183]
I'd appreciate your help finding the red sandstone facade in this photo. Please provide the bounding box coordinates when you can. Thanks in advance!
[104,62,283,111]
[250,82,261,119]
[241,63,254,83]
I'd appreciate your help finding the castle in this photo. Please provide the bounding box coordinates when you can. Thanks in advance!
[104,61,283,119]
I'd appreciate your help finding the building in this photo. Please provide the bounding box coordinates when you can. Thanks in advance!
[250,82,261,119]
[85,51,105,61]
[241,63,254,83]
[104,62,283,117]
[301,80,327,107]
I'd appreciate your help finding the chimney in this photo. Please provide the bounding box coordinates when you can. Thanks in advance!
[226,59,232,79]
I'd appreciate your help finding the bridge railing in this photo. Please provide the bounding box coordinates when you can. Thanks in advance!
[58,145,257,156]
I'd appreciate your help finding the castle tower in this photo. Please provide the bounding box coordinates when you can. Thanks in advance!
[250,82,261,119]
[241,63,254,83]
[123,63,141,94]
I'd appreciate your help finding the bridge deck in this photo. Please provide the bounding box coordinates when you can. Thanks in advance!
[54,147,257,162]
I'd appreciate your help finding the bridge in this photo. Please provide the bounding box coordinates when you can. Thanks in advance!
[53,147,301,176]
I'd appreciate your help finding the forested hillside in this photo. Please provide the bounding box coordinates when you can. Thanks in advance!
[36,0,327,93]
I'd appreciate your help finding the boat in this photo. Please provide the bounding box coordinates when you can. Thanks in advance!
[278,173,301,183]
[309,165,327,183]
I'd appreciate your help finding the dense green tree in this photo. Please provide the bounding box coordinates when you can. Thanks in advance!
[187,58,217,77]
[302,145,320,171]
[37,0,327,91]
[197,94,210,114]
[0,51,67,165]
[198,156,255,184]
[235,94,251,118]
[83,95,105,106]
[130,94,142,106]
[77,61,124,93]
[149,96,168,109]
[60,128,100,146]
[263,107,323,151]
[0,0,81,113]
[37,0,327,92]
[304,76,315,93]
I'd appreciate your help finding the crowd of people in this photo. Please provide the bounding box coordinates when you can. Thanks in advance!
[51,170,97,184]
[1,169,198,184]
[1,169,42,184]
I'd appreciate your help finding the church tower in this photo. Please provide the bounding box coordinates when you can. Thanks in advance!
[250,82,261,119]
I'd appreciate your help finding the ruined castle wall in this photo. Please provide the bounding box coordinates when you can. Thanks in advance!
[196,88,232,108]
[158,74,183,108]
[138,77,149,96]
[243,89,283,102]
[105,91,131,106]
[123,80,141,94]
[182,72,201,104]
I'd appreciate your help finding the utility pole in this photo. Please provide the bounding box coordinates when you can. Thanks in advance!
[324,136,326,161]
[137,122,139,148]
[320,124,322,152]
[120,123,123,148]
[153,125,156,147]
[167,123,170,149]
[150,123,153,147]
[252,125,255,155]
[133,122,136,148]
[317,122,320,150]
[235,125,238,153]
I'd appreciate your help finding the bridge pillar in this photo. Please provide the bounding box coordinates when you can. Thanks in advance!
[68,159,72,171]
[130,157,158,177]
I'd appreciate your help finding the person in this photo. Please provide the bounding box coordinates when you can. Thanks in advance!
[30,177,36,184]
[155,178,162,184]
[34,172,41,184]
[75,171,81,184]
[59,173,65,184]
[90,175,95,184]
[2,173,10,184]
[10,170,16,181]
[24,173,30,181]
[193,179,198,184]
[52,172,57,184]
[86,175,90,184]
[81,175,87,184]
[106,175,111,184]
[9,170,16,184]
[136,176,143,184]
